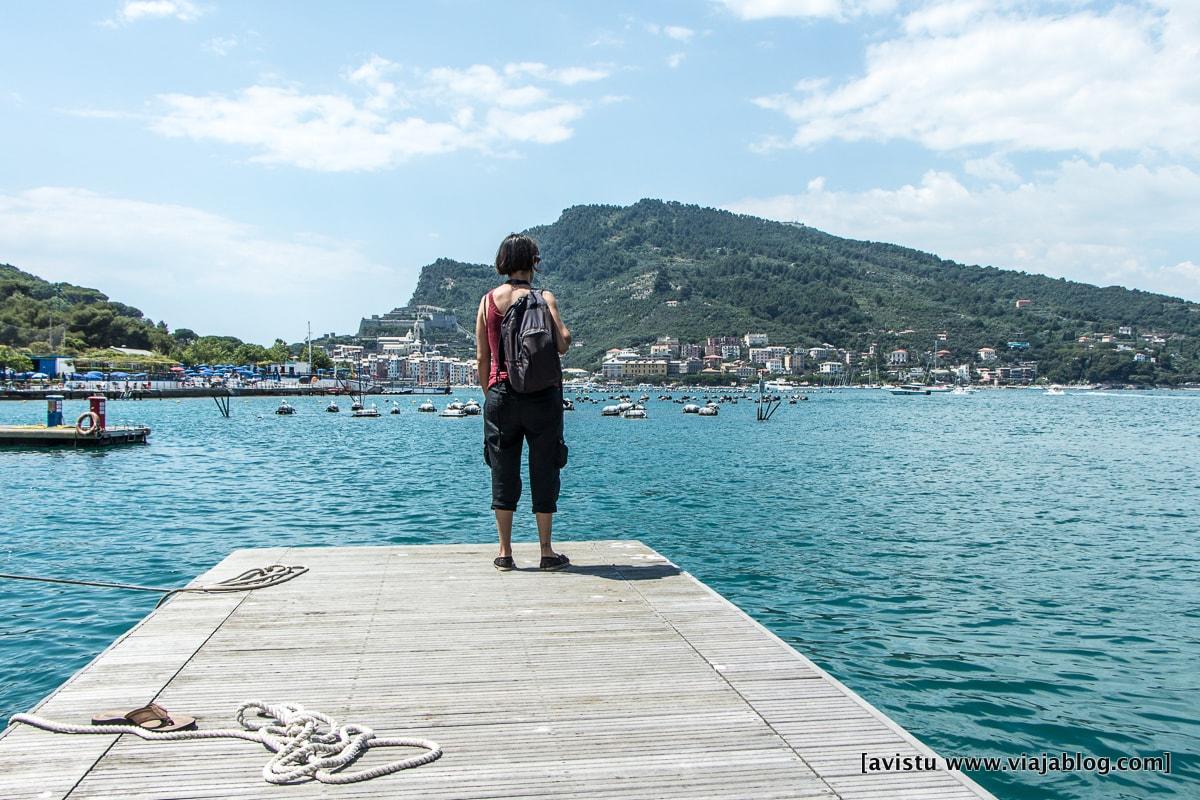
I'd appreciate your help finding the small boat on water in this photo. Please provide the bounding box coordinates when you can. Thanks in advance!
[623,408,647,419]
[350,400,364,412]
[951,386,976,396]
[697,405,718,416]
[351,404,381,417]
[1045,386,1066,396]
[562,399,574,411]
[682,403,700,414]
[601,405,621,416]
[889,384,931,396]
[928,385,954,393]
[463,399,482,415]
[440,407,467,418]
[390,402,402,415]
[325,400,340,412]
[275,400,297,415]
[418,401,437,413]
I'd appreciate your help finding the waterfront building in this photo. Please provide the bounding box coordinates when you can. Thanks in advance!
[744,332,769,347]
[624,359,669,378]
[681,343,704,359]
[1118,326,1133,337]
[997,363,1038,384]
[764,358,785,374]
[749,346,788,364]
[720,344,742,361]
[977,347,997,362]
[819,361,844,375]
[888,348,909,365]
[449,360,477,385]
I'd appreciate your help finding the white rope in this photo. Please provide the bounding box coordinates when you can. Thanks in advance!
[10,700,442,785]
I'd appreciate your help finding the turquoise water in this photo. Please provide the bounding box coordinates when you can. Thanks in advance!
[1,390,1197,798]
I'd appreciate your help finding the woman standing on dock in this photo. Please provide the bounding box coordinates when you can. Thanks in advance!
[476,233,572,572]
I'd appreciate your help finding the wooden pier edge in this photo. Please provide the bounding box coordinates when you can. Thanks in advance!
[672,563,998,799]
[0,541,998,800]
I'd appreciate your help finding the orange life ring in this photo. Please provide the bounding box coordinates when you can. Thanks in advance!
[76,411,100,435]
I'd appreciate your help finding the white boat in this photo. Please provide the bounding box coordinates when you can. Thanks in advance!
[463,400,482,415]
[1045,386,1066,396]
[889,384,931,396]
[682,403,701,414]
[439,407,467,418]
[351,405,381,417]
[927,384,954,393]
[389,402,401,415]
[325,400,340,412]
[697,405,718,416]
[275,400,297,415]
[950,386,976,396]
[623,408,647,419]
[601,405,621,416]
[418,402,437,413]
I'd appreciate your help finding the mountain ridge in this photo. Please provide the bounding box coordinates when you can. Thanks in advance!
[407,199,1198,383]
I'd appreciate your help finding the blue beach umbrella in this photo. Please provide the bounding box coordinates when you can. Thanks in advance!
[110,371,130,379]
[84,371,105,380]
[30,373,49,379]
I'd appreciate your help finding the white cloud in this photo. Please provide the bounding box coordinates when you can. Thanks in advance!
[963,153,1020,184]
[149,57,611,171]
[717,0,896,21]
[203,35,239,56]
[0,187,391,343]
[667,52,687,69]
[725,160,1200,301]
[753,2,1200,157]
[664,25,696,41]
[108,0,203,25]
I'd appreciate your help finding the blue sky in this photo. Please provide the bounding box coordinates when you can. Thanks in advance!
[1,1,1197,343]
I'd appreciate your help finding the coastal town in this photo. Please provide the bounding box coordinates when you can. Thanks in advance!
[3,298,1187,392]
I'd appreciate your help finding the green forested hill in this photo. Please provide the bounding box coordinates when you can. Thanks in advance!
[0,263,302,369]
[0,263,175,354]
[408,200,1199,383]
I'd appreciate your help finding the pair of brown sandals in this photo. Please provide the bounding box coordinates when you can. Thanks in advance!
[91,702,196,732]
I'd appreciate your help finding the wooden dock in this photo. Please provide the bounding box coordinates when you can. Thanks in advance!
[0,541,995,799]
[0,424,150,447]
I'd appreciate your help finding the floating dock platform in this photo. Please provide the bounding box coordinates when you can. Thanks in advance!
[0,541,995,799]
[0,424,150,447]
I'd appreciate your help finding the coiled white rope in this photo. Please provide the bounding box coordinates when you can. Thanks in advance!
[10,700,442,784]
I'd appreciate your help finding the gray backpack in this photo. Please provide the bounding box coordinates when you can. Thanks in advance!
[500,289,561,393]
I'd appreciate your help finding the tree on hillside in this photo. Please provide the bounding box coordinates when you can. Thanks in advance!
[267,339,290,364]
[0,344,34,372]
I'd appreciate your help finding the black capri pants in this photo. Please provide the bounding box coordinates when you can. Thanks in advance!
[483,381,566,514]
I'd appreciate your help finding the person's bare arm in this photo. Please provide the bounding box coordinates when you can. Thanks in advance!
[543,291,572,355]
[475,295,490,387]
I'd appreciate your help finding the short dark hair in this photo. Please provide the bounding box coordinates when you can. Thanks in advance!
[495,233,540,276]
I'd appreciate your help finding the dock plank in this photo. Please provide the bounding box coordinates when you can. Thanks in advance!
[0,541,994,799]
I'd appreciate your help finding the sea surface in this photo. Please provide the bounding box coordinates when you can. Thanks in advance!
[1,389,1197,798]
